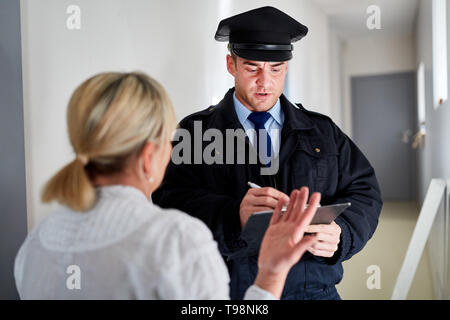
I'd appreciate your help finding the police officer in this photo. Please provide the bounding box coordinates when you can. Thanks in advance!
[153,6,382,300]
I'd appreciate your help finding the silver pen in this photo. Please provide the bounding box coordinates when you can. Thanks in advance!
[247,182,262,189]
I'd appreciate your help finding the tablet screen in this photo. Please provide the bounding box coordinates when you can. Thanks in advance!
[227,202,351,260]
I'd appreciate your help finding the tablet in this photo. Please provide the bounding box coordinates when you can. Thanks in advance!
[254,202,351,224]
[227,202,351,260]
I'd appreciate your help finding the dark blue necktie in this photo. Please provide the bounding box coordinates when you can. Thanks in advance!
[247,112,272,165]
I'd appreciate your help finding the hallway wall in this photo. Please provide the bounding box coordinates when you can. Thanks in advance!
[0,0,27,299]
[416,0,450,199]
[415,0,450,299]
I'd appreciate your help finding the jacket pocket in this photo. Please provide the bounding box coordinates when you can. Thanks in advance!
[292,138,339,195]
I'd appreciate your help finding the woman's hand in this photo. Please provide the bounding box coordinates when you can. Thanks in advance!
[254,187,320,299]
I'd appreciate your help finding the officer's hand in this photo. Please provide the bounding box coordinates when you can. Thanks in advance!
[239,187,290,228]
[305,221,341,258]
[254,187,320,299]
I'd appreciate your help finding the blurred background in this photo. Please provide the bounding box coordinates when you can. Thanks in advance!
[1,0,449,299]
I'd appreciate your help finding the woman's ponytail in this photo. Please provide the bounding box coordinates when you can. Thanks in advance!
[41,157,96,212]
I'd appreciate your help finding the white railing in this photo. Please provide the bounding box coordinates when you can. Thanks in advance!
[392,179,449,300]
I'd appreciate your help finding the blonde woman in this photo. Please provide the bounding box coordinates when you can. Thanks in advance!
[14,72,320,299]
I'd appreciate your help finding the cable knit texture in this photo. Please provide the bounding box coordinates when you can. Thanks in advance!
[14,185,275,300]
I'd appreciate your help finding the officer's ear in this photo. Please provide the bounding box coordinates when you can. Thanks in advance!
[226,54,237,77]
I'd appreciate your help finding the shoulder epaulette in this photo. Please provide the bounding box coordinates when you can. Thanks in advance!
[180,105,216,124]
[296,103,332,121]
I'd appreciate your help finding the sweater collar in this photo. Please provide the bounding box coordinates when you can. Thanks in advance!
[97,184,151,203]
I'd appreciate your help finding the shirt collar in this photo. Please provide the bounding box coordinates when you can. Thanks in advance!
[233,92,252,125]
[267,98,283,126]
[233,92,283,126]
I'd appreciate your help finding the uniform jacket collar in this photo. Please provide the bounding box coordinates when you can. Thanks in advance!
[211,88,316,132]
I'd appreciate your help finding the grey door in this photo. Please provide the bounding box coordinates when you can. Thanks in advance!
[351,72,417,200]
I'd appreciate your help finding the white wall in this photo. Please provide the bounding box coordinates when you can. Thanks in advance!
[329,29,345,129]
[21,0,333,229]
[342,33,417,136]
[416,0,450,299]
[416,0,450,199]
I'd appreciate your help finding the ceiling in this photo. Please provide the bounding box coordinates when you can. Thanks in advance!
[312,0,419,39]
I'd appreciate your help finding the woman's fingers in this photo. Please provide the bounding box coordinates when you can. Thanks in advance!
[297,192,321,227]
[270,198,286,226]
[288,187,308,222]
[282,189,298,221]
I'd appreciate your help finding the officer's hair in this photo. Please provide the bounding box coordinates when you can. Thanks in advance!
[41,72,176,212]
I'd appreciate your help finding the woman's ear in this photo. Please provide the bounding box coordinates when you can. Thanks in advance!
[140,142,157,179]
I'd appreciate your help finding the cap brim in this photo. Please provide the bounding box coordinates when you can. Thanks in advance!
[233,48,292,62]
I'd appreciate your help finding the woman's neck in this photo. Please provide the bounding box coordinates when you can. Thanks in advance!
[92,173,152,199]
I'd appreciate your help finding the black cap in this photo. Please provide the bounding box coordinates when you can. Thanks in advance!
[215,6,308,62]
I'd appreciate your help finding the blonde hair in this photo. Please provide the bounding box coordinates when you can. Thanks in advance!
[41,72,177,212]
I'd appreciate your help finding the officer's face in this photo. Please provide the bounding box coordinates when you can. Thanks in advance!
[227,55,288,112]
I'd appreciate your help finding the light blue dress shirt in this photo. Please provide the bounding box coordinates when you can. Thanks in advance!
[233,92,284,158]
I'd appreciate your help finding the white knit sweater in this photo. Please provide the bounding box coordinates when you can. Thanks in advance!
[14,185,274,300]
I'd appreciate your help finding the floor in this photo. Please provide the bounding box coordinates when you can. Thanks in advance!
[336,201,435,300]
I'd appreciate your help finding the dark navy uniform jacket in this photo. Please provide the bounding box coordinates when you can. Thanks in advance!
[152,88,383,300]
